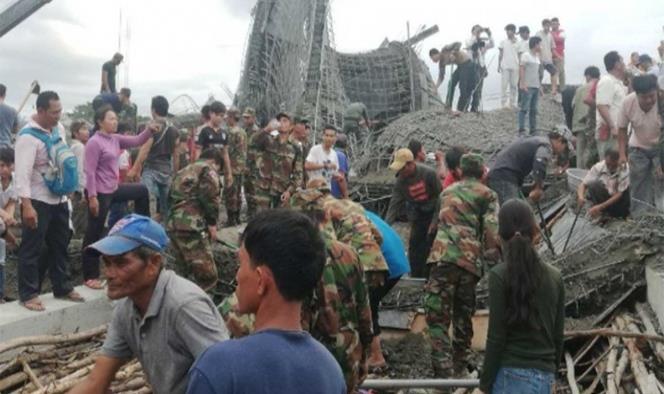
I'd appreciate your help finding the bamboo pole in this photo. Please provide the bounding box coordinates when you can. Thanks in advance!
[635,303,664,363]
[564,329,664,343]
[0,326,107,355]
[565,352,581,394]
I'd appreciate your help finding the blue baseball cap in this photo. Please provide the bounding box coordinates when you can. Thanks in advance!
[87,214,169,256]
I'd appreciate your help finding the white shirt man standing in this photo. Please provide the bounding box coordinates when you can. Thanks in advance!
[305,125,340,187]
[537,19,559,98]
[596,51,628,159]
[498,24,520,109]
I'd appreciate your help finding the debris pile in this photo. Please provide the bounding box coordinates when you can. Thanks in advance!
[0,326,150,394]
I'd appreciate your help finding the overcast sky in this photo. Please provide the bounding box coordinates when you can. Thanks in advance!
[1,0,662,116]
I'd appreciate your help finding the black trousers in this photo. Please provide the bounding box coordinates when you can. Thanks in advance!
[369,276,401,336]
[457,61,478,112]
[18,200,73,302]
[587,181,630,218]
[82,184,150,279]
[471,66,486,112]
[409,210,436,279]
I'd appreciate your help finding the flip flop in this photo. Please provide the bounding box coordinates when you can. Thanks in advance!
[368,363,388,374]
[21,297,45,312]
[84,279,105,290]
[56,291,85,303]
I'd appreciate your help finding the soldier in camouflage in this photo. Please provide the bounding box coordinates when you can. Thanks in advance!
[267,112,303,207]
[290,116,312,187]
[224,107,248,226]
[425,153,501,378]
[242,107,260,217]
[247,119,277,214]
[166,148,224,292]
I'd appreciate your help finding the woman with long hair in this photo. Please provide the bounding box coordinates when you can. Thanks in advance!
[480,199,565,393]
[80,105,159,289]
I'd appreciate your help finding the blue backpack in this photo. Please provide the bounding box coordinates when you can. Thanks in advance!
[19,127,79,196]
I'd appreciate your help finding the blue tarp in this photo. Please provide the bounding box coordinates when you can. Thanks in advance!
[365,210,410,279]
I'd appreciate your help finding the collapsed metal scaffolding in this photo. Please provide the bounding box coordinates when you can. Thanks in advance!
[234,0,442,133]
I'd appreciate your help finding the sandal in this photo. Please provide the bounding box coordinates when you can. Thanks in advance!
[21,297,45,312]
[56,290,85,303]
[84,279,105,290]
[368,363,388,374]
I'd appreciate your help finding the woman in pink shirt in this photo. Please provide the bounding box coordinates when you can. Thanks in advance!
[81,105,158,289]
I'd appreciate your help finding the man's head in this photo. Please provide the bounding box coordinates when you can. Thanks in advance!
[112,52,124,65]
[471,24,483,37]
[389,148,416,179]
[151,95,169,119]
[0,84,6,99]
[529,36,542,52]
[235,209,326,315]
[322,125,337,150]
[35,91,62,129]
[199,147,225,172]
[551,17,560,31]
[242,107,256,127]
[518,26,530,40]
[408,139,426,162]
[119,88,131,104]
[505,24,516,39]
[630,52,640,65]
[88,215,169,300]
[70,120,90,144]
[445,146,466,179]
[584,66,601,83]
[548,127,571,156]
[460,153,484,180]
[603,51,625,75]
[292,116,309,139]
[632,74,659,113]
[0,147,14,180]
[541,19,551,32]
[226,106,240,126]
[604,149,620,174]
[637,54,653,72]
[335,133,348,150]
[429,48,441,63]
[200,104,211,122]
[209,101,226,127]
[277,112,292,134]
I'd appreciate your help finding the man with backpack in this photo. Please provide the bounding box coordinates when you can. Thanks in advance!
[16,91,83,311]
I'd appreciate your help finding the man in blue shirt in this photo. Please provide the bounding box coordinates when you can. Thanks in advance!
[187,210,346,394]
[331,134,349,198]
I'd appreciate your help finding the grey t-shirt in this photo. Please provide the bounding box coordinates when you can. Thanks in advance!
[144,125,178,176]
[101,270,228,394]
[520,51,541,89]
[0,103,18,147]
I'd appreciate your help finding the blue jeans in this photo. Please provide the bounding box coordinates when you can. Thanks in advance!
[491,368,554,394]
[141,168,171,217]
[518,88,539,133]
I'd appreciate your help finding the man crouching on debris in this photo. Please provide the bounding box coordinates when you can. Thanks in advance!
[425,153,501,378]
[577,149,630,218]
[487,127,573,205]
[69,214,228,394]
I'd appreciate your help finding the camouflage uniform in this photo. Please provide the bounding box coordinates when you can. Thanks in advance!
[243,122,260,218]
[424,154,501,378]
[247,130,273,214]
[166,160,222,291]
[118,102,138,132]
[224,125,248,225]
[218,292,255,338]
[267,135,303,207]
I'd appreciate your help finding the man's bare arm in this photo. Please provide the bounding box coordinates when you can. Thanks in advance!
[101,71,109,92]
[127,139,153,181]
[68,356,125,394]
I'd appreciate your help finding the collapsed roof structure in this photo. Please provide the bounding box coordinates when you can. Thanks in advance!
[234,0,442,132]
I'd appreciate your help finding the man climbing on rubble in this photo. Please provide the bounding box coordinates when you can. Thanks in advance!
[429,42,476,113]
[577,149,630,219]
[186,210,346,394]
[224,107,247,226]
[386,148,440,278]
[267,112,303,208]
[617,74,662,216]
[242,107,259,217]
[426,153,501,378]
[69,214,228,394]
[167,148,224,293]
[487,127,573,205]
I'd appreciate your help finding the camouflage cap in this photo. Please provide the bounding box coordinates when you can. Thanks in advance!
[289,188,326,211]
[460,153,484,174]
[242,107,256,117]
[306,177,331,193]
[294,115,310,125]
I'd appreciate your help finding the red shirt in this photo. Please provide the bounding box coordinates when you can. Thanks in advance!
[552,29,565,58]
[443,172,459,189]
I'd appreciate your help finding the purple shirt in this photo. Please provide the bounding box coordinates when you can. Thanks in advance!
[85,129,152,196]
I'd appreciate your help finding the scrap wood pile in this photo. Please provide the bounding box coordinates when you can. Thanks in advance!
[560,303,664,394]
[0,326,149,394]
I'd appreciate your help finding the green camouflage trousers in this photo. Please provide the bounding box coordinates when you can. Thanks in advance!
[244,176,256,219]
[170,231,218,291]
[424,263,479,378]
[218,292,256,338]
[224,175,243,224]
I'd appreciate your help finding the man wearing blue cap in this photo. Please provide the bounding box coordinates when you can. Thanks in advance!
[69,214,228,394]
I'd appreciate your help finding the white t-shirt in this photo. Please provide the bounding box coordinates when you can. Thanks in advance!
[520,51,541,88]
[70,140,86,192]
[0,175,17,210]
[536,30,556,63]
[499,38,520,70]
[306,144,339,186]
[595,74,628,136]
[517,39,530,58]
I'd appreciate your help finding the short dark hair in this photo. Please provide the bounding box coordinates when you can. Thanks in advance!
[36,91,59,111]
[633,74,658,95]
[151,95,169,117]
[542,18,551,26]
[429,48,440,57]
[0,147,15,165]
[604,149,620,161]
[518,26,530,34]
[94,105,115,130]
[119,87,131,98]
[505,24,516,32]
[551,17,559,23]
[584,66,601,80]
[445,146,465,170]
[199,147,225,169]
[529,36,542,49]
[200,104,211,121]
[408,139,423,157]
[0,84,6,98]
[241,209,326,302]
[113,52,124,61]
[335,133,348,149]
[209,101,226,115]
[603,51,622,72]
[70,120,87,139]
[323,125,337,134]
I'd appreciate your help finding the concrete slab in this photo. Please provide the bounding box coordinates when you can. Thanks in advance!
[646,261,664,329]
[0,286,113,345]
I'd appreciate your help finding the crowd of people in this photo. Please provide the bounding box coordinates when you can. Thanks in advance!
[0,20,660,393]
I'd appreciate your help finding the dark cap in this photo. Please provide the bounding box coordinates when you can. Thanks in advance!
[242,107,256,117]
[294,115,310,125]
